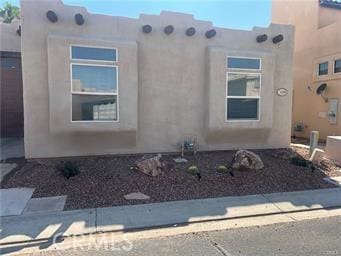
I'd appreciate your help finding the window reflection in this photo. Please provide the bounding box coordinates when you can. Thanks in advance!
[72,65,117,93]
[72,94,117,121]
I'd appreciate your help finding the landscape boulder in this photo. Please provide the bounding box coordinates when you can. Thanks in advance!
[272,149,298,160]
[232,150,264,171]
[135,154,163,177]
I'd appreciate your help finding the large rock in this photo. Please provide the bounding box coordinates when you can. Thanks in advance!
[232,150,264,171]
[135,154,163,177]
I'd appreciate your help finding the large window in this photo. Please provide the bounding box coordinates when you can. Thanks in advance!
[318,62,328,76]
[334,59,341,74]
[226,57,261,121]
[70,46,118,122]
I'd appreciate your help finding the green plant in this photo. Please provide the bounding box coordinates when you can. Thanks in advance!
[217,165,228,173]
[59,161,79,179]
[0,2,20,23]
[187,165,199,175]
[290,156,309,167]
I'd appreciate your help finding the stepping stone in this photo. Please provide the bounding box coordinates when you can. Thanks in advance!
[173,157,188,163]
[23,195,67,214]
[124,192,150,200]
[0,163,17,182]
[323,176,341,187]
[0,188,34,217]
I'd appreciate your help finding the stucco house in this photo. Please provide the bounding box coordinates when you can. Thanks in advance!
[273,0,341,140]
[20,0,294,158]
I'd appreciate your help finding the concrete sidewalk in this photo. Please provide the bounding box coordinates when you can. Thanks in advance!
[1,188,341,246]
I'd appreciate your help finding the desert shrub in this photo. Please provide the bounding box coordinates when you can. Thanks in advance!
[59,161,79,179]
[217,165,228,173]
[187,165,199,175]
[290,156,310,167]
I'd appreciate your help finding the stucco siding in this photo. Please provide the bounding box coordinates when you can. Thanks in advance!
[21,0,294,158]
[273,0,341,140]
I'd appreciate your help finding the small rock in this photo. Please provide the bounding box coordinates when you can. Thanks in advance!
[124,192,150,200]
[173,158,188,163]
[272,149,297,160]
[232,150,264,171]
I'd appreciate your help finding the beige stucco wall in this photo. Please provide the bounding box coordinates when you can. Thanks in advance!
[21,0,294,158]
[272,0,341,140]
[0,19,21,52]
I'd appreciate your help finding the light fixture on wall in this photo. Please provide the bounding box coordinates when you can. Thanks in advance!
[316,83,328,102]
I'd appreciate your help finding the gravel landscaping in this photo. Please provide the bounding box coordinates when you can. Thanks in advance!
[1,147,339,210]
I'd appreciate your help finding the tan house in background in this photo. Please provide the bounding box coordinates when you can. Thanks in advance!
[272,0,341,140]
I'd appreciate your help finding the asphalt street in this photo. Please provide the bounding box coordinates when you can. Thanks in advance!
[30,216,341,256]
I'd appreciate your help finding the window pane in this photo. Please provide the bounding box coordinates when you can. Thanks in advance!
[1,58,17,69]
[334,59,341,73]
[227,73,260,96]
[227,57,260,69]
[71,46,116,61]
[72,65,117,93]
[318,62,328,75]
[72,95,117,121]
[227,99,258,120]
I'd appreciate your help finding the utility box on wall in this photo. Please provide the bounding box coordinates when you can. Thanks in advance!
[328,98,338,124]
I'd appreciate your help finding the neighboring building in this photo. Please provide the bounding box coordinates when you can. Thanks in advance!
[0,19,23,138]
[272,0,341,140]
[21,0,294,158]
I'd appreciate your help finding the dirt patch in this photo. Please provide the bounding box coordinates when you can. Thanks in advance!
[1,148,338,210]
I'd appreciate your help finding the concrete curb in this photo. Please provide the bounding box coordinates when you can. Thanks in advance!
[1,188,341,246]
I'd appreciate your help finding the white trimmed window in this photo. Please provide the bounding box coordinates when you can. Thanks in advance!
[226,57,261,121]
[70,46,118,122]
[318,62,328,76]
[334,59,341,74]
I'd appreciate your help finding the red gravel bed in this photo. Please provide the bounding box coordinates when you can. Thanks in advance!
[1,148,338,210]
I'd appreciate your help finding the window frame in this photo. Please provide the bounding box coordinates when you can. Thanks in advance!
[226,56,262,71]
[70,45,119,123]
[226,56,262,122]
[333,59,341,74]
[70,44,118,63]
[317,61,328,76]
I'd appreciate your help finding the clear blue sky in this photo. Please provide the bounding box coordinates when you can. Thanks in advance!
[1,0,272,30]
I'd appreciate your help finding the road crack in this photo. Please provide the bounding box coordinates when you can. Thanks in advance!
[200,232,234,256]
